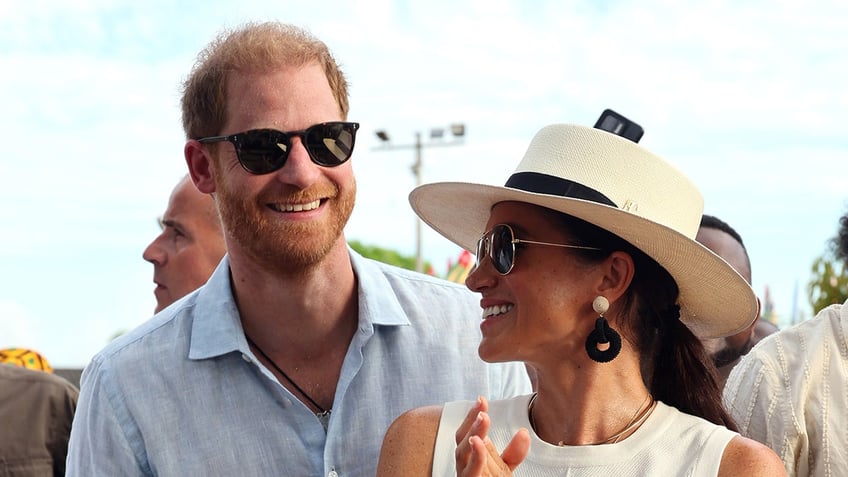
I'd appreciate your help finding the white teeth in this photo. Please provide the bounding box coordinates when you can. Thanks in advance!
[482,304,513,319]
[273,200,320,212]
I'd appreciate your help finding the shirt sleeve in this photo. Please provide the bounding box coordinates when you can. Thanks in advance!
[723,342,806,476]
[66,356,149,476]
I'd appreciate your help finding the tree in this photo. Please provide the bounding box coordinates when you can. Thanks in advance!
[348,240,434,275]
[808,252,848,315]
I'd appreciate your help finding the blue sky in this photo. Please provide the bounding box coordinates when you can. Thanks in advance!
[1,0,846,367]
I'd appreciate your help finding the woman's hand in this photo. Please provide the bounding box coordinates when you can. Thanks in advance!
[454,396,530,477]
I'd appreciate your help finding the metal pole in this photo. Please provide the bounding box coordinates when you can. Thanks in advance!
[413,132,423,272]
[373,125,464,274]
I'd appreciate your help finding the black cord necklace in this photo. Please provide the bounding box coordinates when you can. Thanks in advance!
[245,335,330,417]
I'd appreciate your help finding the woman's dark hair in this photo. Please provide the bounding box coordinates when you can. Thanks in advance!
[560,213,738,431]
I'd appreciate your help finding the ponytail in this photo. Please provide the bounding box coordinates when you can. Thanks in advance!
[649,305,737,431]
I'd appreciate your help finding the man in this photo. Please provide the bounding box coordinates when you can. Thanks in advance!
[67,22,529,476]
[1,358,78,476]
[724,211,848,476]
[696,214,776,387]
[142,174,226,313]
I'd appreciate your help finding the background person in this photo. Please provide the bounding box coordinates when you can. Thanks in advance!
[1,352,78,476]
[143,173,226,313]
[378,123,785,476]
[696,214,777,387]
[66,21,530,476]
[724,210,848,476]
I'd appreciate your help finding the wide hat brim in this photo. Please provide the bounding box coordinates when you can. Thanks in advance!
[409,125,757,339]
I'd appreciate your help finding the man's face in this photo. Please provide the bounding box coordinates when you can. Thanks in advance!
[696,227,751,284]
[696,226,756,355]
[143,178,226,313]
[205,63,356,275]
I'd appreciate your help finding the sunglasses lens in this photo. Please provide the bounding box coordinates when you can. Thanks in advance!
[305,122,357,166]
[491,225,514,274]
[475,236,486,267]
[236,130,289,174]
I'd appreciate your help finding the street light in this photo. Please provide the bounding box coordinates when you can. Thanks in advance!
[373,123,466,272]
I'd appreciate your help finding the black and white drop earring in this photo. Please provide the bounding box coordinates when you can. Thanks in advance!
[585,296,621,363]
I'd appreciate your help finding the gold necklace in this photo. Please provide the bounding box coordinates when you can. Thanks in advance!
[527,393,656,446]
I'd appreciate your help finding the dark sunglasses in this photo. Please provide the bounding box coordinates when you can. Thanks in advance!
[197,121,360,175]
[476,223,602,275]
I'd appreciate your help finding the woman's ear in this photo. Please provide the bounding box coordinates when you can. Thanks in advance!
[597,251,635,303]
[185,140,217,194]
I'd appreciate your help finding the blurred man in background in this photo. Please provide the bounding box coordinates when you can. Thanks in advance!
[696,214,776,387]
[0,349,78,476]
[143,174,226,313]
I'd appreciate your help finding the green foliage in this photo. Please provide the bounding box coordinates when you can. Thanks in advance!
[348,240,434,274]
[808,253,848,315]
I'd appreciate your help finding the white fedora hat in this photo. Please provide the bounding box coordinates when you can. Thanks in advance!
[409,124,757,339]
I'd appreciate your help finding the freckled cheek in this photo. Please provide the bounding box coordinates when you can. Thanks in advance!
[525,280,583,325]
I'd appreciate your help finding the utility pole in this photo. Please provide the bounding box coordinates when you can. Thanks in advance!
[373,124,465,272]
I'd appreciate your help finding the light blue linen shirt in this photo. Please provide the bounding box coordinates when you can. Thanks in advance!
[66,250,530,476]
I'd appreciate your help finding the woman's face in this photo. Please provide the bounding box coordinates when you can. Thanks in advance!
[465,201,602,364]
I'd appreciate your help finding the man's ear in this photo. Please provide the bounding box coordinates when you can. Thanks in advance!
[185,140,216,194]
[597,251,635,304]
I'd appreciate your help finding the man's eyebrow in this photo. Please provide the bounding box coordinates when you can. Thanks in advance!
[158,218,179,230]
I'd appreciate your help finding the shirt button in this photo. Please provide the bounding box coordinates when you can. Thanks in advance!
[241,354,252,363]
[328,470,338,477]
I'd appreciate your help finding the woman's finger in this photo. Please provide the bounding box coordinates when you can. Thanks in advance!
[500,428,530,471]
[455,396,488,445]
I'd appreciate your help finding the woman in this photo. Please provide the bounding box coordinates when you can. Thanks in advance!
[376,124,785,476]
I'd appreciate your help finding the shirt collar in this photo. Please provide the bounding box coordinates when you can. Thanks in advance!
[188,255,247,360]
[188,249,411,361]
[349,248,410,327]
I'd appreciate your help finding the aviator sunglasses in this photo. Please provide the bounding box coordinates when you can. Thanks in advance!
[476,223,603,275]
[198,121,360,175]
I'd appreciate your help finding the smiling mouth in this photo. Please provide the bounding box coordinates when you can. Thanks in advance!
[269,199,321,212]
[482,304,514,319]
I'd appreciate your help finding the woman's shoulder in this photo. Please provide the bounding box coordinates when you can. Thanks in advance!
[718,435,787,477]
[377,405,445,477]
[393,404,444,427]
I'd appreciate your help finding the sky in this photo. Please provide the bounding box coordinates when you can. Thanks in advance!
[1,0,846,367]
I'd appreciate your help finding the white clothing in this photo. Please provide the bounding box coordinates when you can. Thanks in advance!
[724,302,848,477]
[434,394,737,476]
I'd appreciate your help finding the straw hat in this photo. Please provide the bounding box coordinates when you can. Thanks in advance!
[409,124,757,339]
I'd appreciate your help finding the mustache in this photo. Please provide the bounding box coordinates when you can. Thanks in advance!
[256,183,339,204]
